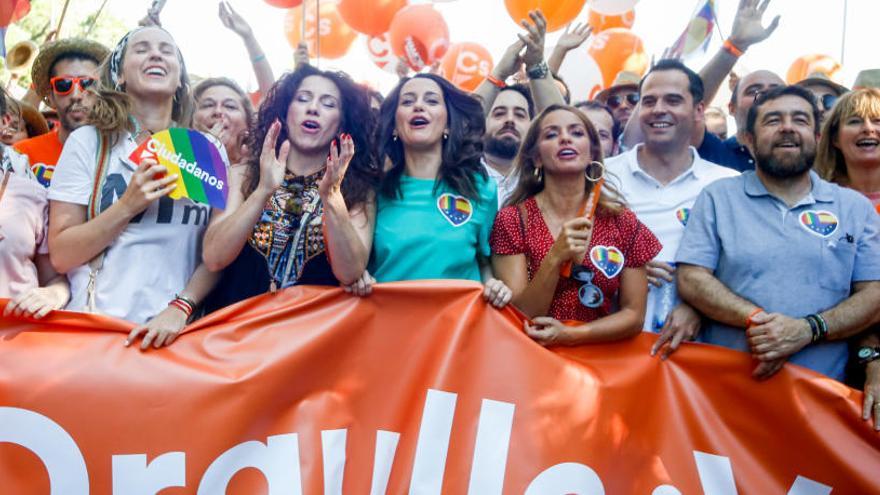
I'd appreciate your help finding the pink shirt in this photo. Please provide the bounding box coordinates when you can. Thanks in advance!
[0,172,49,298]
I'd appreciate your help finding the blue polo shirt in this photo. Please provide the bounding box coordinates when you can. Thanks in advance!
[721,136,756,172]
[675,171,880,380]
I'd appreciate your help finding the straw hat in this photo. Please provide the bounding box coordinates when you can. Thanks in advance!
[853,69,880,90]
[795,72,848,96]
[31,38,110,101]
[18,100,50,137]
[595,71,641,103]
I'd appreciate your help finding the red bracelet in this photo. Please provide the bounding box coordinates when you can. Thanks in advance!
[169,299,193,317]
[487,74,506,89]
[745,307,764,328]
[722,39,744,58]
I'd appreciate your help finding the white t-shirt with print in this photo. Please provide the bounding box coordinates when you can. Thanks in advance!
[48,126,229,323]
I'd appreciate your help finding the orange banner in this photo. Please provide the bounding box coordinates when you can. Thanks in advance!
[0,281,878,494]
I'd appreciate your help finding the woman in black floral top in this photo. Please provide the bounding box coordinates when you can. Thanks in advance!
[202,65,379,310]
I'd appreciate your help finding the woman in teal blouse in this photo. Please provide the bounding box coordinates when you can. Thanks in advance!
[367,74,511,307]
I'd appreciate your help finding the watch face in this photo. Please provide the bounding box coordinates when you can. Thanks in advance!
[859,347,873,359]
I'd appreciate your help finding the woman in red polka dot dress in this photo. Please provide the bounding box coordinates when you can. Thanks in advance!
[491,105,661,346]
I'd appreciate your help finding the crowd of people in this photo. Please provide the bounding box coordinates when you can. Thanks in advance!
[1,0,880,430]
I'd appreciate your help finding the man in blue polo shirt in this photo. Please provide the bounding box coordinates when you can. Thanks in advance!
[676,85,880,381]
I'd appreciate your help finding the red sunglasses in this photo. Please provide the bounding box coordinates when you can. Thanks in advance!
[49,76,97,95]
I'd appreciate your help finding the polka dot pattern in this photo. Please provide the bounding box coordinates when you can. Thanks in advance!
[491,197,662,322]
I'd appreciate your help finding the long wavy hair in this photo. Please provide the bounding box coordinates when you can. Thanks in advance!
[244,65,379,208]
[506,104,624,214]
[90,26,192,137]
[815,88,880,185]
[377,73,486,200]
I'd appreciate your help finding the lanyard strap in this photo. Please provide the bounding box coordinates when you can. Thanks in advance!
[0,171,10,207]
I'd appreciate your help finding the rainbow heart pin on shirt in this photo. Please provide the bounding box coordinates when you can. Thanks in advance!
[437,193,473,227]
[799,210,838,237]
[590,245,625,278]
[31,164,53,188]
[675,207,690,226]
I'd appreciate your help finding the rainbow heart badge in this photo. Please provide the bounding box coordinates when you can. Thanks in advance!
[437,193,473,227]
[129,128,228,209]
[675,207,690,226]
[799,210,838,237]
[590,245,625,279]
[30,163,53,188]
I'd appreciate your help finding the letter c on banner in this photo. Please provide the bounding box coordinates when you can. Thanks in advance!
[0,407,89,494]
[524,462,605,494]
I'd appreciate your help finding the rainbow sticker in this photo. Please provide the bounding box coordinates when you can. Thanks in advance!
[590,245,625,279]
[799,210,838,238]
[676,207,690,226]
[129,128,228,209]
[31,163,53,188]
[437,193,473,226]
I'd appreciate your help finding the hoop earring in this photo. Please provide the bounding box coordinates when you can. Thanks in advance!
[585,160,605,183]
[533,166,543,183]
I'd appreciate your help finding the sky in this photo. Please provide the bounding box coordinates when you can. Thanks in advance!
[90,0,879,107]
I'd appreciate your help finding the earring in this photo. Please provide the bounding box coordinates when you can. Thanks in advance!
[585,160,605,183]
[443,130,449,140]
[392,131,398,142]
[533,166,543,183]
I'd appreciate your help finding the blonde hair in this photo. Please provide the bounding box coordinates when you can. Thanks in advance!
[815,88,880,185]
[505,104,625,214]
[89,27,193,136]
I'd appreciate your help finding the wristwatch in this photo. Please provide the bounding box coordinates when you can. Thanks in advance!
[526,60,549,80]
[857,346,880,366]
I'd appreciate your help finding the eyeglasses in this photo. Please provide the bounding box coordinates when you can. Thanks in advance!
[607,93,639,109]
[49,76,97,95]
[820,94,838,111]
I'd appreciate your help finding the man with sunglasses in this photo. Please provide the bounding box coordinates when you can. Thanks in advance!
[14,38,108,187]
[595,71,641,135]
[795,72,848,127]
[605,60,738,358]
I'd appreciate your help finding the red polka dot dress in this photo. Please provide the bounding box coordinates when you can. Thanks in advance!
[491,197,662,322]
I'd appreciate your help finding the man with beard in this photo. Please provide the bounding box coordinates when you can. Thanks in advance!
[14,38,109,187]
[605,60,737,357]
[483,84,534,205]
[676,86,880,381]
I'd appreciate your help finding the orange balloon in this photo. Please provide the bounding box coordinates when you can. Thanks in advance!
[264,0,301,8]
[337,0,407,36]
[504,0,587,32]
[441,42,494,92]
[587,28,648,88]
[587,8,635,32]
[786,54,842,84]
[388,5,450,71]
[284,3,357,60]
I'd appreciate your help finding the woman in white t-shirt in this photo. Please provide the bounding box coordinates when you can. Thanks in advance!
[48,26,225,349]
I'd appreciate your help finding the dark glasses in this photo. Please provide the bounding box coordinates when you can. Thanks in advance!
[607,93,639,109]
[50,76,97,95]
[820,94,838,110]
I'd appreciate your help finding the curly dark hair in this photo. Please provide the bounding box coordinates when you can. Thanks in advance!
[377,73,486,201]
[244,65,379,208]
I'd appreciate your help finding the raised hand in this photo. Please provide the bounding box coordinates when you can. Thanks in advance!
[729,0,781,50]
[548,217,593,267]
[519,10,548,68]
[219,1,253,39]
[493,38,526,81]
[556,22,592,52]
[319,133,354,199]
[256,120,290,195]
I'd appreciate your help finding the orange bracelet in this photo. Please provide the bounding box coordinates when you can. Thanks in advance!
[722,39,744,58]
[745,307,764,328]
[487,74,506,89]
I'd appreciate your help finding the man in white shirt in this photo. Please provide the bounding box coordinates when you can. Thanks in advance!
[605,59,738,357]
[482,84,533,206]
